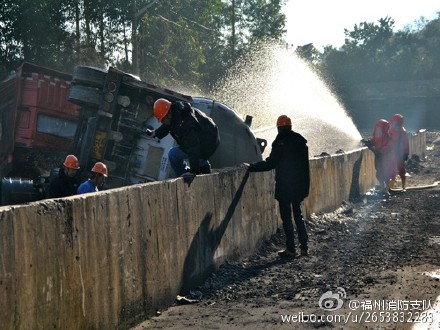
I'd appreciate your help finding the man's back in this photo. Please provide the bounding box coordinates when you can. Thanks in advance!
[273,130,310,201]
[48,168,79,198]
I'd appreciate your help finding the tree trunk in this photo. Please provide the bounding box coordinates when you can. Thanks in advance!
[123,21,129,63]
[100,19,105,63]
[131,0,139,75]
[84,0,91,49]
[75,1,81,54]
[231,0,236,64]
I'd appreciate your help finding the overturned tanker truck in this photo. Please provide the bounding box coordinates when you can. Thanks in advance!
[0,64,266,205]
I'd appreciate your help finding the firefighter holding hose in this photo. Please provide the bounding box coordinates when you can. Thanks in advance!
[244,115,310,258]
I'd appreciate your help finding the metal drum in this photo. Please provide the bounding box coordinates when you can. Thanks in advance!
[0,177,44,206]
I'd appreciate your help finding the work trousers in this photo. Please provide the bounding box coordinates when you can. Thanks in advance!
[168,146,209,176]
[278,198,308,252]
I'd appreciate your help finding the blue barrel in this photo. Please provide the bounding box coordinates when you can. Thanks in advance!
[0,177,45,206]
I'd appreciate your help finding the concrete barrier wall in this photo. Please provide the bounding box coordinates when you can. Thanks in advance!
[0,131,425,329]
[303,148,374,217]
[409,129,427,159]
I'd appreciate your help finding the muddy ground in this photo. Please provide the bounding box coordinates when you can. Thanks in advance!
[132,132,440,330]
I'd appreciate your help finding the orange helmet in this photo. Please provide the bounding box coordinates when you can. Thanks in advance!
[63,155,80,170]
[153,98,172,122]
[276,115,292,127]
[91,162,108,177]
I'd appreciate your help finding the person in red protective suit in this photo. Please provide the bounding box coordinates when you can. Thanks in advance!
[364,119,395,192]
[388,114,410,190]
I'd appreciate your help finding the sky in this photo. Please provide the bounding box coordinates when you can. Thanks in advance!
[283,0,440,50]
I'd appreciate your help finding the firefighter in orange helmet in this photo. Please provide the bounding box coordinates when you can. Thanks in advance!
[48,154,81,198]
[77,162,108,194]
[146,98,220,185]
[244,115,310,258]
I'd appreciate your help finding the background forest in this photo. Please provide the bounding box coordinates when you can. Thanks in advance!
[1,0,440,103]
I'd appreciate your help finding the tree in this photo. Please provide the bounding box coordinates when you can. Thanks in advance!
[0,0,22,73]
[116,0,227,89]
[242,0,286,44]
[0,0,288,93]
[226,0,286,63]
[413,15,440,79]
[317,14,440,110]
[0,0,73,71]
[295,43,320,64]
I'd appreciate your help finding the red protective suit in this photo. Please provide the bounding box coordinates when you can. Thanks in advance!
[389,114,410,189]
[369,119,394,188]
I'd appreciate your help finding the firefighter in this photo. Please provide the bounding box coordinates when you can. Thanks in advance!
[77,162,108,194]
[363,119,395,193]
[244,115,310,258]
[146,98,220,185]
[48,154,81,198]
[388,113,410,190]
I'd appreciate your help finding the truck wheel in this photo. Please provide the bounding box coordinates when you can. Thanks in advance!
[72,66,107,88]
[68,85,103,108]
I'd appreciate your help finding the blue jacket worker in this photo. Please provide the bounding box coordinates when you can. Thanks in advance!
[77,162,108,194]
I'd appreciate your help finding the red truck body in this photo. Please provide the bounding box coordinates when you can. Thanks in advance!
[0,62,79,179]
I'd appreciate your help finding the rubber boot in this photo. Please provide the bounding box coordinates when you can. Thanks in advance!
[387,180,393,191]
[389,178,396,189]
[199,163,211,174]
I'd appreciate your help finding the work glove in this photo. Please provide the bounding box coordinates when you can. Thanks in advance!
[181,172,196,187]
[144,128,155,137]
[361,139,373,149]
[141,122,155,137]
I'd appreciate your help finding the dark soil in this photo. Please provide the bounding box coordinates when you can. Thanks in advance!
[132,132,440,330]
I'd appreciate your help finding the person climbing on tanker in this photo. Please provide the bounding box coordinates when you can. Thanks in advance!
[145,98,220,185]
[47,154,81,198]
[388,114,410,190]
[77,162,108,194]
[243,115,310,259]
[362,119,395,193]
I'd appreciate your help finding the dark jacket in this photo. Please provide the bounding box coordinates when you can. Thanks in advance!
[249,129,310,201]
[155,101,220,174]
[48,167,81,198]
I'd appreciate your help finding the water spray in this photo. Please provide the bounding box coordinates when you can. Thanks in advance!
[211,42,362,156]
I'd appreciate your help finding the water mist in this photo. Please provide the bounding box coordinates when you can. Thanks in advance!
[211,43,363,157]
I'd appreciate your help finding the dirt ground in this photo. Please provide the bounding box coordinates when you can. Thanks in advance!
[132,132,440,330]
